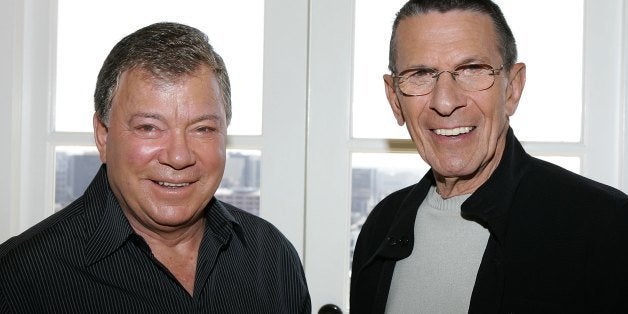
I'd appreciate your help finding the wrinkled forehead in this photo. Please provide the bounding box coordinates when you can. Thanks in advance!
[126,63,213,86]
[393,10,501,68]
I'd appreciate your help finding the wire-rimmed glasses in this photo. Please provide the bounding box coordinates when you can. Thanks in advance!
[393,63,504,96]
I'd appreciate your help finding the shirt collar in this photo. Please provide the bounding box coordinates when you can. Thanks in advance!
[83,165,243,266]
[203,198,244,246]
[461,127,530,243]
[83,166,135,266]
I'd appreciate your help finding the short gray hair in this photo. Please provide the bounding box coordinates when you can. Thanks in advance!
[389,0,517,74]
[94,22,231,125]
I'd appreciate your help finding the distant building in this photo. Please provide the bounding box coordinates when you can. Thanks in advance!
[55,152,101,210]
[217,151,261,215]
[351,168,377,218]
[215,187,260,216]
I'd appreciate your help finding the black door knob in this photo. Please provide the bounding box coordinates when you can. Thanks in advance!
[318,303,343,314]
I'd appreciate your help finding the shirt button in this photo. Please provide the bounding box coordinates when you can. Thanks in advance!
[387,237,398,246]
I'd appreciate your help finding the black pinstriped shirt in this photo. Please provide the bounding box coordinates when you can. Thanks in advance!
[0,165,311,313]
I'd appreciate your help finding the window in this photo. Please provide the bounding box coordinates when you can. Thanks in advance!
[55,0,264,135]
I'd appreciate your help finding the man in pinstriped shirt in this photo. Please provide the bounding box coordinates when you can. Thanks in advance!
[0,22,310,313]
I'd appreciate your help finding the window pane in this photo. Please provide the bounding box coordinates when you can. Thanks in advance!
[54,147,261,216]
[216,150,261,216]
[352,0,583,142]
[535,155,581,174]
[494,0,583,142]
[352,0,409,139]
[54,147,101,211]
[55,0,263,135]
[350,153,429,265]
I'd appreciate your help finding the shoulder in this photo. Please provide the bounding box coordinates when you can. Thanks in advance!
[360,176,429,240]
[0,197,85,263]
[369,184,417,220]
[524,157,627,206]
[353,175,429,258]
[218,201,301,258]
[515,157,628,236]
[0,198,86,303]
[215,200,310,309]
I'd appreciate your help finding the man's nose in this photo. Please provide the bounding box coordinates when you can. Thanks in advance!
[159,131,195,169]
[428,72,466,116]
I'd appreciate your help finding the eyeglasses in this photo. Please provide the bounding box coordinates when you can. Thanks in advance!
[392,63,503,96]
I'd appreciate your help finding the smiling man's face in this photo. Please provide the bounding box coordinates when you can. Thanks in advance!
[384,10,525,196]
[94,65,227,233]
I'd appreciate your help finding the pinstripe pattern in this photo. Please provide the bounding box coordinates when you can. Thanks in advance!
[0,165,311,313]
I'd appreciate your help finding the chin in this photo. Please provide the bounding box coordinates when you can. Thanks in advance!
[150,207,202,225]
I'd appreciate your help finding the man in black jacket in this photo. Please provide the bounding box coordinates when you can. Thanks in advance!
[350,0,628,313]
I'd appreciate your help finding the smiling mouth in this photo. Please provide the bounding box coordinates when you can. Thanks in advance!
[157,181,191,188]
[433,126,475,136]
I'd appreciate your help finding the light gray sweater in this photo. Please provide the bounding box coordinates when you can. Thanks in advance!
[385,186,489,314]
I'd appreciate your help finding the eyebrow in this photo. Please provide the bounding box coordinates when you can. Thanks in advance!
[402,57,490,71]
[189,114,222,125]
[130,112,164,122]
[129,112,222,124]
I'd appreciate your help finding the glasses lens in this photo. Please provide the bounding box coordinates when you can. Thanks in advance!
[398,69,435,96]
[455,65,495,92]
[396,64,498,95]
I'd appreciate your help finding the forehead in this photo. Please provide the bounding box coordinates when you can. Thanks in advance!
[111,65,223,114]
[121,64,216,88]
[394,10,501,69]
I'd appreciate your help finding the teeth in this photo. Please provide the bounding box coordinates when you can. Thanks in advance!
[434,126,474,136]
[158,181,190,187]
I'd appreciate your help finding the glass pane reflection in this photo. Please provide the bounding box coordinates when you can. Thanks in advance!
[55,147,101,211]
[54,147,261,216]
[216,150,261,216]
[350,153,429,266]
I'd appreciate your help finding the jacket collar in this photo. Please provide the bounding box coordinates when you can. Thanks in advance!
[83,165,242,266]
[376,128,529,259]
[375,173,433,260]
[461,127,530,244]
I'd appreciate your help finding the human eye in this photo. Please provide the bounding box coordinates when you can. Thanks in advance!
[195,125,216,134]
[399,68,436,88]
[456,64,492,76]
[407,68,436,80]
[132,123,162,138]
[191,123,221,138]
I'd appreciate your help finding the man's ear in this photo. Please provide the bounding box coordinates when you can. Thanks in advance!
[505,62,526,117]
[93,113,108,163]
[384,74,405,126]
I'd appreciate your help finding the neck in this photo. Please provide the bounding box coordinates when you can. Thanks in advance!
[129,217,205,296]
[129,217,206,249]
[434,131,508,198]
